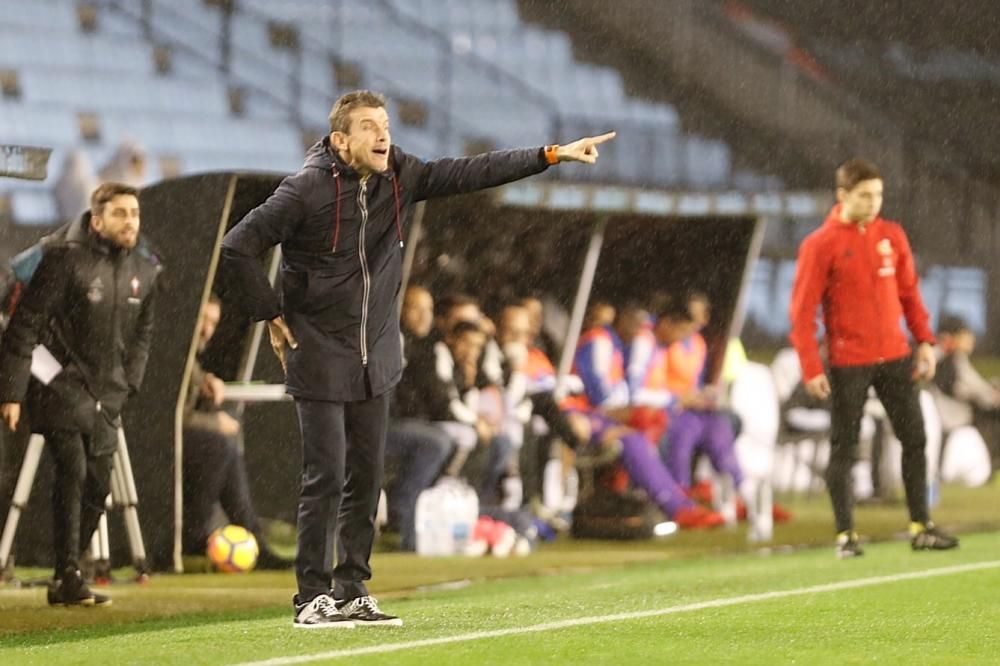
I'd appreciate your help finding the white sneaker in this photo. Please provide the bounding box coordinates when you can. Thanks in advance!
[336,596,403,626]
[293,594,355,629]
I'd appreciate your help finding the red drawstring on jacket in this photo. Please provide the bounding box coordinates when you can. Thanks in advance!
[391,175,404,248]
[331,168,343,253]
[331,168,404,252]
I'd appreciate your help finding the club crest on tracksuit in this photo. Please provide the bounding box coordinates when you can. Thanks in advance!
[87,277,104,303]
[877,238,895,276]
[128,276,141,304]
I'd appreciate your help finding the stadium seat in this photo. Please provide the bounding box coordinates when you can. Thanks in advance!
[10,189,59,226]
[17,70,230,117]
[4,0,80,33]
[0,29,155,74]
[1,103,81,146]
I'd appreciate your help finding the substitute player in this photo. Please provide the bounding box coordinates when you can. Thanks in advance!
[789,158,958,558]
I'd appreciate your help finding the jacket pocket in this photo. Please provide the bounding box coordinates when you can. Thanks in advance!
[280,268,309,311]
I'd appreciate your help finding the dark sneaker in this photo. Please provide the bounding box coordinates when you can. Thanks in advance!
[911,522,960,551]
[293,594,355,629]
[336,596,403,626]
[48,568,112,607]
[835,531,864,559]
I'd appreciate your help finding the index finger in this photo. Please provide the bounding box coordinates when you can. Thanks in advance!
[278,319,299,348]
[588,131,616,145]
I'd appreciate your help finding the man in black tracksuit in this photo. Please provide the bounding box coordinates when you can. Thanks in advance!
[221,89,614,628]
[0,183,160,606]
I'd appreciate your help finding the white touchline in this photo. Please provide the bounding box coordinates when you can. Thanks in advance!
[234,559,1000,666]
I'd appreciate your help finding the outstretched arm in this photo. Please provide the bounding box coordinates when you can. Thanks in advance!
[403,132,616,201]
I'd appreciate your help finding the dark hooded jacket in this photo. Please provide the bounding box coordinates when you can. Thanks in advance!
[0,214,161,439]
[221,139,549,402]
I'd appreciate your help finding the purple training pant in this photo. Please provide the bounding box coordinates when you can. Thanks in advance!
[663,410,743,489]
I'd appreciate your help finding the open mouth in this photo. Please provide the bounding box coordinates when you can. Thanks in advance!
[372,148,388,156]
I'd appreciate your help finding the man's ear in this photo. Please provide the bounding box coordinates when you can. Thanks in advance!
[835,187,847,203]
[90,212,104,234]
[331,131,348,153]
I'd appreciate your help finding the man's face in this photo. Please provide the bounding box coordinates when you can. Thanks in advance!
[331,106,391,175]
[954,330,976,355]
[585,303,616,329]
[615,309,648,345]
[521,298,543,338]
[654,317,697,346]
[838,178,883,224]
[499,307,532,347]
[198,301,221,351]
[92,194,140,249]
[401,287,434,338]
[449,329,486,367]
[445,303,481,334]
[689,298,710,331]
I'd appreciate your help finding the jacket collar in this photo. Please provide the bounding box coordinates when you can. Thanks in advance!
[314,136,395,180]
[73,212,127,257]
[823,203,884,231]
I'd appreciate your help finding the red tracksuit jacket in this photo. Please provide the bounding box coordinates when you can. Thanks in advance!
[789,204,935,381]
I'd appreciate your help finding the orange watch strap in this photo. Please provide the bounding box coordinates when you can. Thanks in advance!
[544,144,560,165]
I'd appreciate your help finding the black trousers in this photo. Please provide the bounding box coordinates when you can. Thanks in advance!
[294,393,389,604]
[181,426,261,555]
[828,357,930,533]
[44,426,114,576]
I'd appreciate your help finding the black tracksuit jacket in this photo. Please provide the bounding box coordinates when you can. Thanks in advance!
[221,138,549,402]
[0,215,161,438]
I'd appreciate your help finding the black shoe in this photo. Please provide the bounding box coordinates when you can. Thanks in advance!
[835,531,864,559]
[911,523,960,551]
[336,595,403,626]
[48,568,112,607]
[293,594,355,629]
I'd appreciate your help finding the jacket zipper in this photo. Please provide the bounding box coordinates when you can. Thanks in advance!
[103,257,120,413]
[357,175,371,368]
[859,223,886,362]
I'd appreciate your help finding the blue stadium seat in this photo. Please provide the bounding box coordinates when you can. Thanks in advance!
[0,0,779,197]
[0,29,155,74]
[4,0,80,33]
[17,70,230,117]
[746,259,781,334]
[939,267,987,333]
[147,1,223,65]
[0,103,80,146]
[95,6,146,38]
[684,136,732,188]
[10,189,59,226]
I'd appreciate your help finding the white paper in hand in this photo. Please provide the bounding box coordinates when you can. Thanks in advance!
[31,344,63,385]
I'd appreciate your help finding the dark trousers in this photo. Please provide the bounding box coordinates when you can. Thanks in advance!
[465,434,513,508]
[45,428,114,576]
[294,394,389,604]
[828,357,930,533]
[384,419,454,552]
[181,426,261,555]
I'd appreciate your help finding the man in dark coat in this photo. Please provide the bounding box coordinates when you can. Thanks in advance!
[221,89,613,628]
[0,182,160,606]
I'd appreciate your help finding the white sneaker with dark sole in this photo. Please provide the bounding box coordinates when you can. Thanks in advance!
[293,594,355,629]
[336,596,403,626]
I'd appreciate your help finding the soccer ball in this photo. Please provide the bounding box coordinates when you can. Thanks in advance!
[207,525,259,573]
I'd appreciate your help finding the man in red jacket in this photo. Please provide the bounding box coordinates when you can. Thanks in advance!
[789,158,958,558]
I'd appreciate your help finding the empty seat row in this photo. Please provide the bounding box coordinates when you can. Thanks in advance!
[15,69,230,116]
[0,28,156,74]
